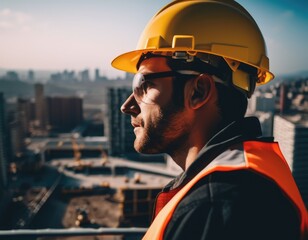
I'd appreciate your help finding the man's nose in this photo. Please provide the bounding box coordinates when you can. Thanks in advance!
[120,93,140,116]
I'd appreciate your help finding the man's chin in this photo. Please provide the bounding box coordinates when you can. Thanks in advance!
[134,139,161,155]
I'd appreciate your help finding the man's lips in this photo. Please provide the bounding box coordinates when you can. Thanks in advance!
[131,121,142,128]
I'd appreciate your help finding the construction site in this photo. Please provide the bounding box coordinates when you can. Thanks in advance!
[2,136,179,239]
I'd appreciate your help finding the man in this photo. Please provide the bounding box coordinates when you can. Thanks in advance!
[111,0,308,239]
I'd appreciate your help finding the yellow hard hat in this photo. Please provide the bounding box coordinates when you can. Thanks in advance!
[111,0,274,94]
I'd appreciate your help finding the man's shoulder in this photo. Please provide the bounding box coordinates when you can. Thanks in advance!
[176,169,297,216]
[165,169,301,240]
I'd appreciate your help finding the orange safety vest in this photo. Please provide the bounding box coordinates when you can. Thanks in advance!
[143,141,308,240]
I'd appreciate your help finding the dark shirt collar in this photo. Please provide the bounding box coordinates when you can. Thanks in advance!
[164,117,263,191]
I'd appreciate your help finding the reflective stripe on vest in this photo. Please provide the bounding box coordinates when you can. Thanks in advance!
[143,141,308,240]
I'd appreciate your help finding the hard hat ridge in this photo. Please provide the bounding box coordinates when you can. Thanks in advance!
[111,0,274,96]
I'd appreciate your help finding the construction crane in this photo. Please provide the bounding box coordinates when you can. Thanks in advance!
[100,149,109,166]
[71,135,83,170]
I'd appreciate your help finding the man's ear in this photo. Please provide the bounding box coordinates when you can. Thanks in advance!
[188,74,214,109]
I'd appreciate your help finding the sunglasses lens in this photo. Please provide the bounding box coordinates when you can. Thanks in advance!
[132,73,144,90]
[132,73,145,102]
[131,70,199,104]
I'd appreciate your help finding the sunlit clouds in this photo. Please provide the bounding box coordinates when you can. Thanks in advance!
[0,0,307,78]
[0,8,33,32]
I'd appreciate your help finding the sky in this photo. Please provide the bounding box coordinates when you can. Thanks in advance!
[0,0,307,79]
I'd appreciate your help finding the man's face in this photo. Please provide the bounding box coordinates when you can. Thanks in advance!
[121,57,190,154]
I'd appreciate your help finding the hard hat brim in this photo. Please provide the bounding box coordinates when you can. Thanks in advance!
[111,48,274,85]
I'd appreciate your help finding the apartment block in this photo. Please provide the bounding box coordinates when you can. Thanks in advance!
[273,114,308,207]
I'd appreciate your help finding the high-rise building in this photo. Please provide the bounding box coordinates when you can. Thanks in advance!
[0,93,8,189]
[5,71,19,81]
[273,114,308,208]
[125,72,134,81]
[46,96,83,132]
[106,88,135,155]
[248,91,276,114]
[34,83,47,130]
[279,84,291,114]
[80,69,90,82]
[253,111,273,137]
[28,70,35,82]
[9,117,25,158]
[95,68,100,81]
[246,91,276,137]
[17,98,35,137]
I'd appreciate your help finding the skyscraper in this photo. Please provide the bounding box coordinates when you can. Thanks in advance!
[17,98,34,137]
[279,84,291,114]
[95,68,100,81]
[106,88,135,156]
[0,93,8,189]
[46,96,83,132]
[9,114,25,158]
[28,70,35,82]
[80,69,90,82]
[5,71,19,81]
[253,112,273,137]
[248,91,276,113]
[273,114,308,208]
[246,91,276,137]
[34,83,47,130]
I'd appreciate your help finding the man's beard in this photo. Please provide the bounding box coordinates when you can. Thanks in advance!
[134,101,189,155]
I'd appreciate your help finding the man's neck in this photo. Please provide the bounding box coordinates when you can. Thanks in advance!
[169,122,223,171]
[169,141,206,171]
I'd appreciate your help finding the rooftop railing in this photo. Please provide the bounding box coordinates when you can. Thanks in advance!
[0,227,147,240]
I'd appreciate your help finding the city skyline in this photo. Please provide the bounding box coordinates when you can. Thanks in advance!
[0,0,308,79]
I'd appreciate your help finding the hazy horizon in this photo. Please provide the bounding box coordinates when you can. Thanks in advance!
[1,0,307,78]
